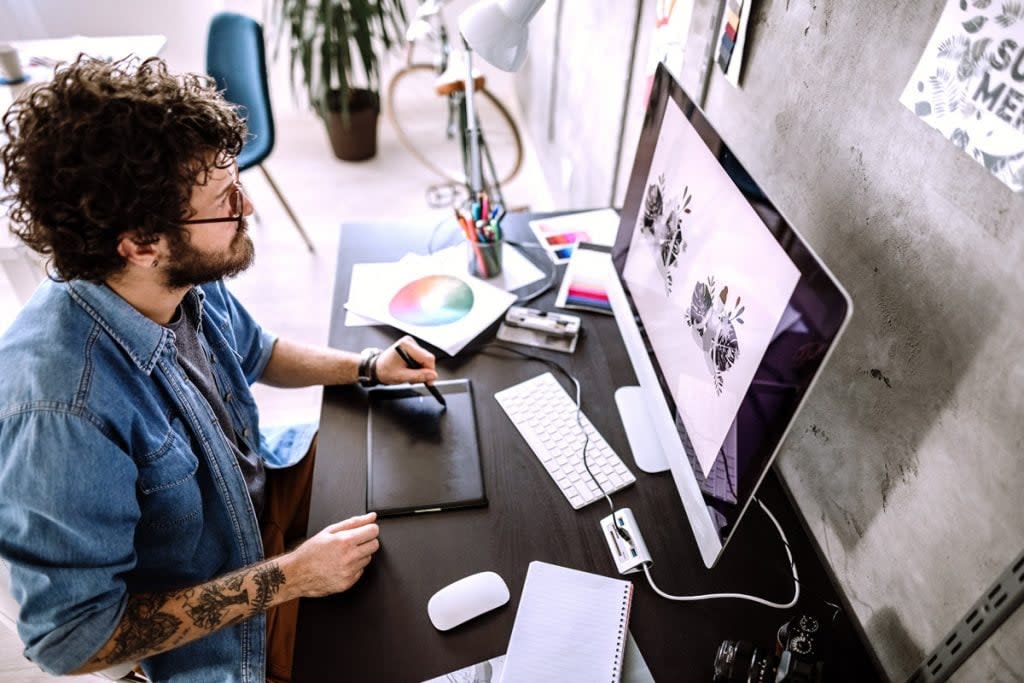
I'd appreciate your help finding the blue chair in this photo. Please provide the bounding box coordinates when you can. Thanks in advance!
[206,12,315,252]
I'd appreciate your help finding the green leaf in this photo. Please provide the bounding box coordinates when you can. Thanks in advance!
[332,1,352,117]
[269,0,408,116]
[962,15,988,32]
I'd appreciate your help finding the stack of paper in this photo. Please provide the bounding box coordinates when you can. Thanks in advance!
[344,255,518,356]
[555,244,614,316]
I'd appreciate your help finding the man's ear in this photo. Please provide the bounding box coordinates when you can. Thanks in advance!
[116,232,164,269]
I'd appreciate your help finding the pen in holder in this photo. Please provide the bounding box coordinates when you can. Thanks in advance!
[469,237,503,279]
[455,193,504,279]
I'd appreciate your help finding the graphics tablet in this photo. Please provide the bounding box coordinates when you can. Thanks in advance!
[366,379,486,517]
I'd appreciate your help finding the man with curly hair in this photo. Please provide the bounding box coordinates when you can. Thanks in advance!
[0,57,437,682]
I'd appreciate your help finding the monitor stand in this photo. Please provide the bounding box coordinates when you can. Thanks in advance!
[614,386,670,473]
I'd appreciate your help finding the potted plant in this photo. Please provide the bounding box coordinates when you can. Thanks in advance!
[272,0,407,161]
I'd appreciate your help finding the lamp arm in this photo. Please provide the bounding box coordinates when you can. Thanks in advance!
[462,37,484,196]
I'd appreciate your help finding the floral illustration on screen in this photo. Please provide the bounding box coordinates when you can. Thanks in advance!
[641,173,691,294]
[685,275,745,395]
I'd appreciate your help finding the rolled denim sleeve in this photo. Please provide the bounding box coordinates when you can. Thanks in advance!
[0,409,139,675]
[204,281,277,384]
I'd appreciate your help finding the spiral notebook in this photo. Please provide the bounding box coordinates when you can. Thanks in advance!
[500,561,634,683]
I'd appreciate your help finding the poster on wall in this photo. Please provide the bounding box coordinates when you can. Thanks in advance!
[644,0,695,102]
[622,103,800,477]
[900,0,1024,193]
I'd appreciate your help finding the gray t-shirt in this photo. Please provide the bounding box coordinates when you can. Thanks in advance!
[167,303,266,520]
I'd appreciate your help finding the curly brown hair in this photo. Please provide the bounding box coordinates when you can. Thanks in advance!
[1,56,247,282]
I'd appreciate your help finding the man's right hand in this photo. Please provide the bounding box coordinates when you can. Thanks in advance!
[289,512,380,597]
[70,512,380,674]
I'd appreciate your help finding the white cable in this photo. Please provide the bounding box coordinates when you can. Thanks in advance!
[641,497,800,609]
[569,374,616,514]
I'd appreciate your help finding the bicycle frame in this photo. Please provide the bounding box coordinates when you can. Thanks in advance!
[404,0,507,208]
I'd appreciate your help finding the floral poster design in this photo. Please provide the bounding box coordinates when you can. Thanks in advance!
[900,1,1024,193]
[623,103,800,477]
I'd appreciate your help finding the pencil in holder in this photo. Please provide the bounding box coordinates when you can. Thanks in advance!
[468,238,503,279]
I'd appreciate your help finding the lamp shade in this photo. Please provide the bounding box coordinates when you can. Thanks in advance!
[458,0,545,72]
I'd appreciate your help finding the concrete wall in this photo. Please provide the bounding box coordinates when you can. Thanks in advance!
[516,1,1024,680]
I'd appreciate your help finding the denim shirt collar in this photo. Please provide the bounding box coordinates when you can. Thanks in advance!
[65,280,206,375]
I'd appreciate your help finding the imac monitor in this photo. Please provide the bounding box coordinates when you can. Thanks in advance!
[608,63,852,567]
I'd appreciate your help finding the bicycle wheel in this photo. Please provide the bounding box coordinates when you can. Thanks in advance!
[387,63,524,188]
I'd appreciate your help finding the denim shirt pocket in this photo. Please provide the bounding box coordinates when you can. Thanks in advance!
[137,420,202,531]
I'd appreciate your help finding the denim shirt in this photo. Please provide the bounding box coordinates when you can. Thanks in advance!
[0,279,315,682]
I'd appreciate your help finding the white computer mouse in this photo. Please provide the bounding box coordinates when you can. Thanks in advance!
[427,571,510,631]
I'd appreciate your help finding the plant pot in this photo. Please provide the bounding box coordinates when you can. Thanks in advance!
[323,89,380,161]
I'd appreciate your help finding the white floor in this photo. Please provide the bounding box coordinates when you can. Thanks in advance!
[0,53,551,682]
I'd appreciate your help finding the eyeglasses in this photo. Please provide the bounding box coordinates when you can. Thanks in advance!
[181,176,246,228]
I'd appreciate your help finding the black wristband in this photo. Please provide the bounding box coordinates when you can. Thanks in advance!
[358,347,382,387]
[368,353,381,385]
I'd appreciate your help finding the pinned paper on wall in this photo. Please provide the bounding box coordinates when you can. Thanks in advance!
[714,0,753,87]
[900,0,1024,194]
[644,0,695,102]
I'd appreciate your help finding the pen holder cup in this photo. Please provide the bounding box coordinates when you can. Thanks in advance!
[467,238,503,279]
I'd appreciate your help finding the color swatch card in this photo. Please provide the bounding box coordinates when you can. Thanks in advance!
[714,0,753,87]
[344,260,515,356]
[555,243,614,315]
[528,209,620,264]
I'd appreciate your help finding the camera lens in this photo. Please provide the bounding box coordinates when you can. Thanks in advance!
[714,641,752,682]
[713,640,776,683]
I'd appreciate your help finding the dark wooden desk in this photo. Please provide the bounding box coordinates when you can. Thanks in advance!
[293,213,881,682]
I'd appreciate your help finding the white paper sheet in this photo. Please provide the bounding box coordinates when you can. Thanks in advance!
[344,260,516,356]
[344,247,544,328]
[500,562,633,683]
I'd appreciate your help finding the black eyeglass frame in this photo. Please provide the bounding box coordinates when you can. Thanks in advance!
[180,176,245,228]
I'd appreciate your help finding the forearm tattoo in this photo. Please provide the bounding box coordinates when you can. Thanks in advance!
[97,561,286,667]
[251,564,287,614]
[182,581,250,629]
[106,594,183,664]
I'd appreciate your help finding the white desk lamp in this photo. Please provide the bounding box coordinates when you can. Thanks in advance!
[457,0,545,195]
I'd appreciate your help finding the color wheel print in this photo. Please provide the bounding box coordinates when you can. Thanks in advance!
[388,275,475,326]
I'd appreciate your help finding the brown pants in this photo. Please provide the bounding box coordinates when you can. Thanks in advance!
[261,436,317,683]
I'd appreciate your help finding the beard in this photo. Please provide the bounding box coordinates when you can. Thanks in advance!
[163,221,256,289]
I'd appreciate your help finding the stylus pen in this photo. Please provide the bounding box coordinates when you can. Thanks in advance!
[395,345,446,408]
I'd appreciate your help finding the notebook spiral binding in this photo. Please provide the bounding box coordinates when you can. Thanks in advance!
[612,584,633,681]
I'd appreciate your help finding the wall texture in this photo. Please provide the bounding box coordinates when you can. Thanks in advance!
[517,0,1024,680]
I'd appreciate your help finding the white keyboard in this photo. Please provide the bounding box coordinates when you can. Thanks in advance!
[494,372,636,510]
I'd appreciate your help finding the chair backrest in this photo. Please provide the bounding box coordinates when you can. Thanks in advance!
[206,12,275,170]
[0,559,20,634]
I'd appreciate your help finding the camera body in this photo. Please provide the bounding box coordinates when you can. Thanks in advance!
[713,614,827,683]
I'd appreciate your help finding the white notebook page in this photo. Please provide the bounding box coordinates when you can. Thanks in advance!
[500,561,633,683]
